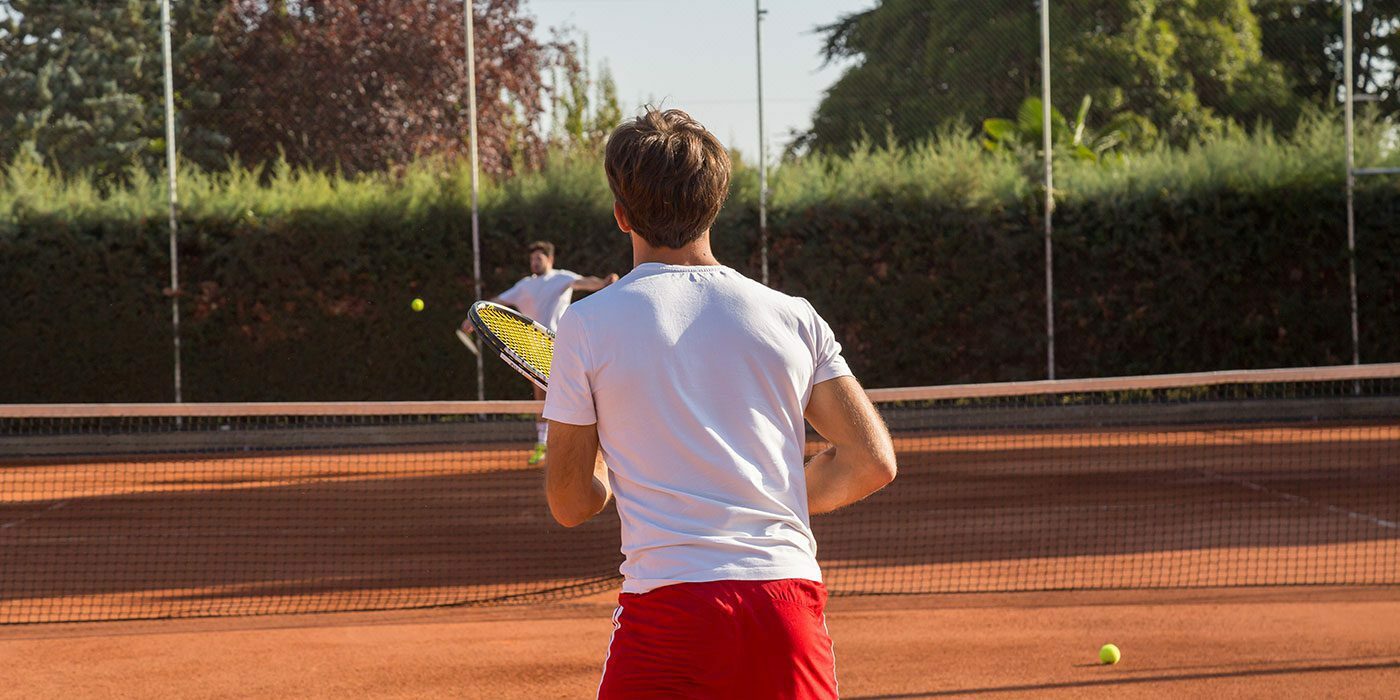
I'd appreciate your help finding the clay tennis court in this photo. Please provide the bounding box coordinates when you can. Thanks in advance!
[4,587,1399,698]
[2,374,1398,696]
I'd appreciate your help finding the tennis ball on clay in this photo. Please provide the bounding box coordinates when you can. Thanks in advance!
[1099,643,1121,665]
[410,298,425,312]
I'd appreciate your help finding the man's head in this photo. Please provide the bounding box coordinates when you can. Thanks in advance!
[527,241,555,275]
[604,109,731,249]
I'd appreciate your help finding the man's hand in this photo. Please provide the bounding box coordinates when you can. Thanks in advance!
[544,420,613,527]
[803,376,897,515]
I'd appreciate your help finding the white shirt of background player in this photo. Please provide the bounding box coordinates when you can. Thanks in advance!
[466,245,616,453]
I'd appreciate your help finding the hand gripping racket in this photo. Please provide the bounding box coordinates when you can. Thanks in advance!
[454,328,480,356]
[467,301,554,390]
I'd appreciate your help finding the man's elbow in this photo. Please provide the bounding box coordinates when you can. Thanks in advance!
[553,512,589,528]
[547,500,593,528]
[548,504,588,526]
[867,448,897,489]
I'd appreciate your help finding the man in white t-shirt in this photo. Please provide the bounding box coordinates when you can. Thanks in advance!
[543,108,897,698]
[464,240,616,464]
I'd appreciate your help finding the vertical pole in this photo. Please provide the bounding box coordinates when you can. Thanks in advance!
[1343,0,1361,366]
[755,1,770,286]
[1040,0,1055,379]
[466,0,485,399]
[161,0,183,403]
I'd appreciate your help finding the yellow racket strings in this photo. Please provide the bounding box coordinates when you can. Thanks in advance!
[478,306,553,380]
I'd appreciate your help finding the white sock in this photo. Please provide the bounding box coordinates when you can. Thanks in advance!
[536,422,548,445]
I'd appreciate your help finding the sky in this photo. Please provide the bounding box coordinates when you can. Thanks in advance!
[525,0,875,161]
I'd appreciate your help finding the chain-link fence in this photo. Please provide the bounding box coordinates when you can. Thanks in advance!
[1,0,1397,401]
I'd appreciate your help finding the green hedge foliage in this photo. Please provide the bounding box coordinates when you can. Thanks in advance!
[2,119,1397,402]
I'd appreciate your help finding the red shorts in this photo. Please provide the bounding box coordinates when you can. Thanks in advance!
[597,578,837,699]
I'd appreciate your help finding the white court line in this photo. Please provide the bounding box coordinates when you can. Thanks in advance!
[0,500,68,531]
[1198,427,1399,531]
[1200,468,1398,531]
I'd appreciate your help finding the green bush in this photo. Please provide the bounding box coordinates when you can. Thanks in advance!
[2,119,1396,402]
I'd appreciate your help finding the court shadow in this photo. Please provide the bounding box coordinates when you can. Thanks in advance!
[0,449,624,622]
[812,431,1400,591]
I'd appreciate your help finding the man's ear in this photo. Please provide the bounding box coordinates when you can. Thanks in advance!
[613,201,633,234]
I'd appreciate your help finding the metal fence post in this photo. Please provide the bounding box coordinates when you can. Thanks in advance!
[161,0,183,402]
[1040,0,1056,380]
[466,0,485,400]
[755,1,770,286]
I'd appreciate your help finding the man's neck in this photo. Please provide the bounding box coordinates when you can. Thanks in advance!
[632,234,720,268]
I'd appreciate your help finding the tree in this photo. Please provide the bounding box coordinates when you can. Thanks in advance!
[196,0,562,175]
[550,33,623,150]
[983,95,1138,162]
[0,0,227,181]
[1256,0,1400,116]
[592,63,624,139]
[802,0,1301,153]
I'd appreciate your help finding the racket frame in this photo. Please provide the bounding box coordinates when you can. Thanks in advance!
[467,301,553,390]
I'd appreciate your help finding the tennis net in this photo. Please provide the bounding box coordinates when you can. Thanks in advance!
[2,364,1397,623]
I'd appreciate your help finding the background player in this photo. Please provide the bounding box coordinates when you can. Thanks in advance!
[542,108,897,697]
[463,240,616,464]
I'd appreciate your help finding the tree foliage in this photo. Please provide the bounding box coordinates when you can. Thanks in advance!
[195,0,560,175]
[0,0,227,182]
[1256,0,1400,115]
[0,0,565,178]
[983,96,1137,162]
[554,41,624,149]
[803,0,1313,153]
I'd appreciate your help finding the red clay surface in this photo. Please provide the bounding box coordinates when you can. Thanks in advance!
[4,423,1396,623]
[2,421,1397,696]
[1,587,1397,698]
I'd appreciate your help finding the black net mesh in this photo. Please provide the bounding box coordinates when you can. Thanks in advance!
[2,368,1397,624]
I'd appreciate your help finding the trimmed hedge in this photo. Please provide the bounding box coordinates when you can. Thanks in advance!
[2,121,1397,402]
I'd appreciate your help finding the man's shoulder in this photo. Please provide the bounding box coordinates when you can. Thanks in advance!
[718,272,817,317]
[565,266,815,319]
[557,279,615,320]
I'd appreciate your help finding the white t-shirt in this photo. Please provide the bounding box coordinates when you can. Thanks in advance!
[542,263,852,594]
[495,268,582,331]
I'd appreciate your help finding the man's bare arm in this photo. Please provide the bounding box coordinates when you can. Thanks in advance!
[570,274,619,292]
[803,376,897,515]
[544,420,613,527]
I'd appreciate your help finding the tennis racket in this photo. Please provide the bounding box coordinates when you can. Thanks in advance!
[467,301,553,390]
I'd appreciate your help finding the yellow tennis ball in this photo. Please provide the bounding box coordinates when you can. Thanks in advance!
[410,298,425,312]
[1099,644,1121,665]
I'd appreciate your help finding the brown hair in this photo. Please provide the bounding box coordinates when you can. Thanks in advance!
[604,108,731,249]
[527,241,555,258]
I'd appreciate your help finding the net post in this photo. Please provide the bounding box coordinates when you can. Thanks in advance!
[161,0,183,404]
[466,0,485,400]
[1040,0,1056,380]
[755,0,770,287]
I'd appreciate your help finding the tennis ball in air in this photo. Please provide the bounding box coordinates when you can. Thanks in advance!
[1099,644,1121,665]
[410,298,425,312]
